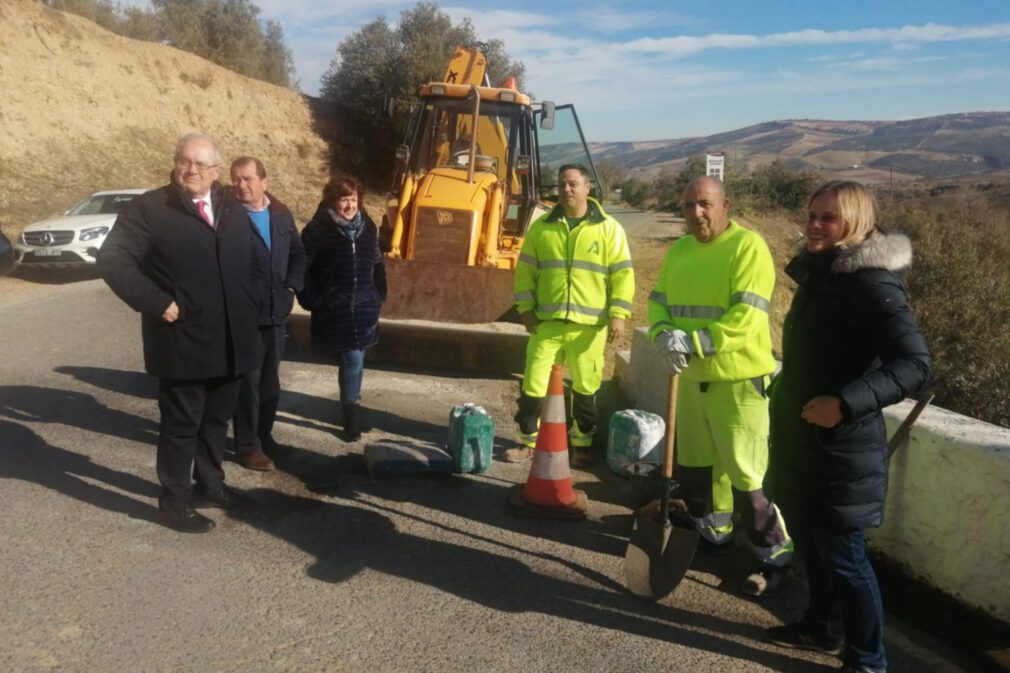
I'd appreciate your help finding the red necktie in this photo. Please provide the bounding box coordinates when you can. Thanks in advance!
[197,200,213,227]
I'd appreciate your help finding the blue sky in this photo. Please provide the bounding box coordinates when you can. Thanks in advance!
[247,0,1010,142]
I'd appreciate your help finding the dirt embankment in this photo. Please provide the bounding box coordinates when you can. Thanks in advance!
[0,0,329,240]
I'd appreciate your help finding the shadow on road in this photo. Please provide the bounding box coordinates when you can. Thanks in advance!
[11,266,101,284]
[0,384,158,444]
[230,488,834,673]
[0,419,157,522]
[55,365,157,399]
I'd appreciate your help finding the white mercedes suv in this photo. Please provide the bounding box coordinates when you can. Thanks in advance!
[15,189,148,267]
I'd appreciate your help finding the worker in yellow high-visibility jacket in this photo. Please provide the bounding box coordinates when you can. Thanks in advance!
[648,175,792,598]
[509,164,634,465]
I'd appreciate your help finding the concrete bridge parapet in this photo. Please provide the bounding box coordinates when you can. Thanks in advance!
[615,326,1010,624]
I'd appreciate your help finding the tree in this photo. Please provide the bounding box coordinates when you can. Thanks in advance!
[260,21,296,88]
[595,159,626,198]
[619,178,650,209]
[151,0,294,87]
[750,159,820,211]
[43,0,118,31]
[319,2,526,184]
[47,0,294,88]
[120,5,160,42]
[651,155,707,211]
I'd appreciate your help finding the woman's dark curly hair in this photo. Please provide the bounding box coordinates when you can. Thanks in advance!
[322,173,364,208]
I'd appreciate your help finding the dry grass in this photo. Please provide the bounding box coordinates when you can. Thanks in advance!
[0,0,328,234]
[886,189,1010,427]
[603,207,801,376]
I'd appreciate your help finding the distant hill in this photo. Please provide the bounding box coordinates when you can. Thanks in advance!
[0,0,328,237]
[593,112,1010,183]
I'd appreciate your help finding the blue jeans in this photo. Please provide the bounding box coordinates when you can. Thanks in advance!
[337,349,365,403]
[795,524,886,671]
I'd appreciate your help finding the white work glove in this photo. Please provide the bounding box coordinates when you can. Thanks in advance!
[654,330,692,374]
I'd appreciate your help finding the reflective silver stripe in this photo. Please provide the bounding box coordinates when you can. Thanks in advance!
[530,450,572,481]
[754,538,795,568]
[698,512,734,530]
[693,512,734,545]
[542,393,565,424]
[648,290,668,305]
[668,305,725,319]
[518,253,537,267]
[569,303,597,317]
[571,260,608,274]
[514,291,534,302]
[537,303,605,317]
[569,304,605,317]
[650,320,675,333]
[610,299,633,311]
[732,291,770,312]
[538,259,567,269]
[696,328,716,356]
[609,260,633,272]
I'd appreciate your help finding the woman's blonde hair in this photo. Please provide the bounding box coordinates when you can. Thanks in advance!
[808,180,879,247]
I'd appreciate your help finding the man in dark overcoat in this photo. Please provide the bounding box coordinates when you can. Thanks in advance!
[98,132,268,533]
[229,156,305,471]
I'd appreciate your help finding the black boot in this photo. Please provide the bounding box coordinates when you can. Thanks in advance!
[342,402,362,441]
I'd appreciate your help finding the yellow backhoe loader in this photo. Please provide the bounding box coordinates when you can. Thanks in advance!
[380,45,602,325]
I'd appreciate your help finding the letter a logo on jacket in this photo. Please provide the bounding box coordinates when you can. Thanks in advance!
[587,241,600,254]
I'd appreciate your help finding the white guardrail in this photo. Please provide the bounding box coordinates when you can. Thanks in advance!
[615,327,1010,623]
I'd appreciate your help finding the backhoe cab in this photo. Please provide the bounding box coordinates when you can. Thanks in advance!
[381,45,600,324]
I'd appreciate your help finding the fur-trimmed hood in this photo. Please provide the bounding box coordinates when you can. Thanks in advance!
[787,231,913,284]
[832,232,912,273]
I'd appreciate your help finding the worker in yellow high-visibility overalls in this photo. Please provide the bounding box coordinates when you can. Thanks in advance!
[510,164,634,466]
[648,175,792,597]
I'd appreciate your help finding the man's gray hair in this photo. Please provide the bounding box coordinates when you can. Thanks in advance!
[174,132,223,165]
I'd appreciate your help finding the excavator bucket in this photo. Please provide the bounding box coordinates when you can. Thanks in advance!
[381,258,519,324]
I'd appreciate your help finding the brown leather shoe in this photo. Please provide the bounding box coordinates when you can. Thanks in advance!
[236,451,275,471]
[503,446,534,463]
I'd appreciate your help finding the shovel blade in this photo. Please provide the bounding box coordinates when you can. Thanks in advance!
[625,511,698,601]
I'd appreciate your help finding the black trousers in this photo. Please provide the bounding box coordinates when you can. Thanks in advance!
[157,375,241,509]
[515,390,597,435]
[233,324,285,455]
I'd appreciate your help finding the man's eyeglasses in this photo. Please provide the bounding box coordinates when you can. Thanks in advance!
[175,160,219,174]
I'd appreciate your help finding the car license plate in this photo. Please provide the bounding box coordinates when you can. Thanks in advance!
[33,247,63,256]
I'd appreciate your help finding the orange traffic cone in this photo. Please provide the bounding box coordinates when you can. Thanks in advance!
[508,364,589,519]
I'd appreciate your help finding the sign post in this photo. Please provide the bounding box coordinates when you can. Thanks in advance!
[705,152,725,182]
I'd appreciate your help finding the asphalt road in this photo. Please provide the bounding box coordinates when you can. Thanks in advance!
[0,273,977,673]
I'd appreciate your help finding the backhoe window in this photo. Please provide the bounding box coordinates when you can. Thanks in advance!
[414,99,519,181]
[535,104,601,201]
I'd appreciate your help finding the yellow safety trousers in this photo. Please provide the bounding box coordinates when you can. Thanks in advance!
[521,320,608,398]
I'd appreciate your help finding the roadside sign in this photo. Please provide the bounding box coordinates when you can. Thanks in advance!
[706,152,725,181]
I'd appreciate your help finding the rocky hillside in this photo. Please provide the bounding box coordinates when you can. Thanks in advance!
[595,113,1010,183]
[0,0,328,238]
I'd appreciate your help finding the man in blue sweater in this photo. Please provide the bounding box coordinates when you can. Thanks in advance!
[230,157,306,470]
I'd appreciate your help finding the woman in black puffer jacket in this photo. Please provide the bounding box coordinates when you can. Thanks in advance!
[298,174,386,440]
[764,181,931,673]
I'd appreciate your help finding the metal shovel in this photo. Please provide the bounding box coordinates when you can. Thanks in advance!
[624,373,699,600]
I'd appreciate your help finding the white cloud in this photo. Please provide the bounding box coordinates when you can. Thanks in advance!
[616,22,1010,57]
[254,0,410,24]
[114,1,1010,138]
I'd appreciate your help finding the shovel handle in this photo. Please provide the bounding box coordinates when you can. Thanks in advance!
[888,393,934,458]
[661,374,679,480]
